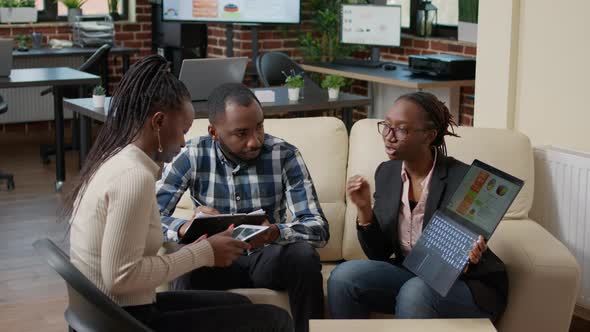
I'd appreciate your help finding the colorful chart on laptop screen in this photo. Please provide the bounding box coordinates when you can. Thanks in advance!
[447,164,520,234]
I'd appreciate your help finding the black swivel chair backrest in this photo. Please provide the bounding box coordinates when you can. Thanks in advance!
[0,94,7,114]
[40,44,112,97]
[255,51,320,91]
[78,43,112,74]
[32,238,153,332]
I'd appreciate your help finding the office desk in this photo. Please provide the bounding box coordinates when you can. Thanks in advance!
[13,46,140,94]
[301,62,475,120]
[64,86,370,166]
[0,67,101,191]
[13,46,139,73]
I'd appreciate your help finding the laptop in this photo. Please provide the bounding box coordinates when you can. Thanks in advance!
[178,57,248,101]
[403,159,524,297]
[0,38,13,77]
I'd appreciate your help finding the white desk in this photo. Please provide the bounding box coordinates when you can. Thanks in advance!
[301,62,475,120]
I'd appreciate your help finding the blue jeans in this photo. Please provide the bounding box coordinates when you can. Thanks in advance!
[328,259,491,319]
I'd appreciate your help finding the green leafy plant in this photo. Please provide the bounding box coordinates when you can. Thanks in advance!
[282,69,305,89]
[321,74,347,89]
[19,0,35,7]
[107,0,118,13]
[57,0,87,9]
[93,85,106,96]
[14,33,30,49]
[297,0,368,62]
[459,0,479,24]
[0,0,32,7]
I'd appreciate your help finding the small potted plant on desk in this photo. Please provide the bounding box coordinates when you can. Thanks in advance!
[14,33,30,51]
[283,69,304,102]
[92,85,106,108]
[58,0,86,23]
[321,74,346,100]
[107,0,119,20]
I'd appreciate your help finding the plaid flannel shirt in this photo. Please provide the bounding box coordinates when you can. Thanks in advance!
[156,134,329,247]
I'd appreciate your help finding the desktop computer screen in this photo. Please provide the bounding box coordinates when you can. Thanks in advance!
[341,4,401,47]
[162,0,300,24]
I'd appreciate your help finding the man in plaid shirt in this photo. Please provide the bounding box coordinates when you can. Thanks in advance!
[156,83,329,332]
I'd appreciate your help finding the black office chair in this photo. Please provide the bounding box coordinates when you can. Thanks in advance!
[33,238,153,332]
[0,95,15,191]
[255,51,320,91]
[39,44,112,165]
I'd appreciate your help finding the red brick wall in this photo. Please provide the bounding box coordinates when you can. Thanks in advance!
[360,35,477,126]
[0,0,153,92]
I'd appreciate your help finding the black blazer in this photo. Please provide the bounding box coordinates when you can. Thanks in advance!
[357,154,508,322]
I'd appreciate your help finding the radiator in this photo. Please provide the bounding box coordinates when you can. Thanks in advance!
[531,145,590,309]
[0,56,84,124]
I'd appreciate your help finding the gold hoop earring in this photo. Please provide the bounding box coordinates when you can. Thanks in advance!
[156,129,163,153]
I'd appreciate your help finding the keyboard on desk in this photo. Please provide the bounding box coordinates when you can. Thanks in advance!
[331,58,385,68]
[421,214,477,270]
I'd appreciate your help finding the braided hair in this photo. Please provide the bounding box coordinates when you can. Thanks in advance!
[397,91,459,156]
[62,55,191,218]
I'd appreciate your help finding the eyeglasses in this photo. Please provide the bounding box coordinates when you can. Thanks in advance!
[377,121,431,140]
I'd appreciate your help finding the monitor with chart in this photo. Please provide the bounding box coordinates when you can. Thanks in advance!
[341,4,402,47]
[162,0,300,24]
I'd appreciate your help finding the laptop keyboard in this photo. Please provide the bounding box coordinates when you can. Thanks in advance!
[422,215,478,270]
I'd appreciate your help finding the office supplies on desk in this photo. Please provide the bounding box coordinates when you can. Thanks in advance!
[254,89,276,103]
[409,54,476,79]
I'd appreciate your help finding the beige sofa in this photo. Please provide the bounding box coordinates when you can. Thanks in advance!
[170,117,580,332]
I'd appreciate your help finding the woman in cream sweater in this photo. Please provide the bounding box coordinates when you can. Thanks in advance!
[66,55,292,332]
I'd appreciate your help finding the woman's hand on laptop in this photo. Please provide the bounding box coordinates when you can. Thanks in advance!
[469,235,487,263]
[463,236,487,273]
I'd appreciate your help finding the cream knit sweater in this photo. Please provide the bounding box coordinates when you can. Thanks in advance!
[70,144,214,306]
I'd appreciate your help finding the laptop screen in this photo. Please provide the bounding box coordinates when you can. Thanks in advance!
[179,57,248,102]
[445,160,523,237]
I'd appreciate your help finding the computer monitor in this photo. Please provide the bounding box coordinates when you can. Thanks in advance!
[162,0,300,24]
[341,4,402,48]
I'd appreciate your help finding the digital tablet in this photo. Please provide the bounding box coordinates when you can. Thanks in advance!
[179,214,268,244]
[230,225,269,242]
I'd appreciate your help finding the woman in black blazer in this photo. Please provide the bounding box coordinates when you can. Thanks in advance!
[328,92,508,322]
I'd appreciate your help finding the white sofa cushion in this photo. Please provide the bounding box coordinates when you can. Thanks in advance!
[174,117,348,261]
[445,127,534,220]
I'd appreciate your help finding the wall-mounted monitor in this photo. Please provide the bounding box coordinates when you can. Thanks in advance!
[162,0,301,24]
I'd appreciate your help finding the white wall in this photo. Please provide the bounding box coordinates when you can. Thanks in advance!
[475,0,590,153]
[473,0,520,129]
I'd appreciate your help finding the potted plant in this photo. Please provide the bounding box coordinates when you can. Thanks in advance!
[14,33,30,51]
[0,0,37,24]
[92,85,106,108]
[107,0,119,20]
[58,0,86,23]
[458,0,479,43]
[321,74,346,99]
[283,69,304,101]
